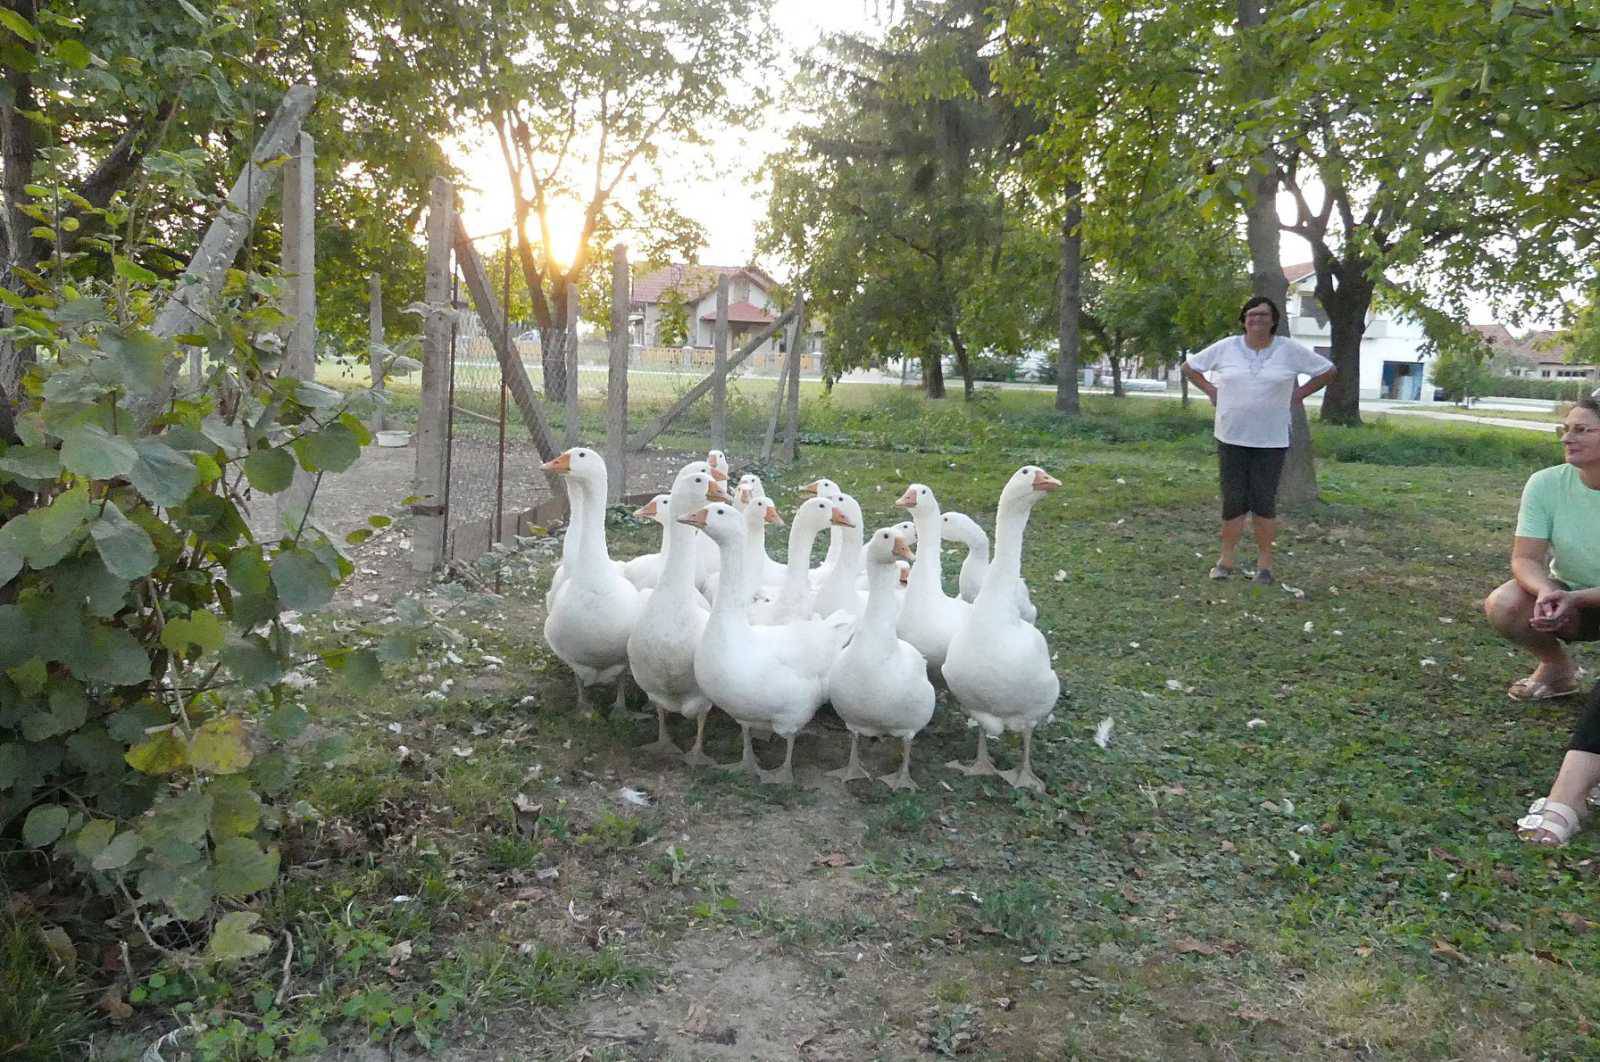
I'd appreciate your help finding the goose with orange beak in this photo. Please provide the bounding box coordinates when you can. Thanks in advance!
[825,527,936,790]
[541,447,643,715]
[752,497,854,625]
[627,467,728,762]
[687,503,854,784]
[894,483,971,673]
[942,510,1037,622]
[942,466,1062,792]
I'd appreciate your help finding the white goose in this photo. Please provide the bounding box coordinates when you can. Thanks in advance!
[754,496,851,625]
[688,503,853,784]
[542,448,644,714]
[627,468,727,763]
[811,493,867,619]
[704,494,785,607]
[826,527,935,789]
[894,483,970,672]
[942,466,1062,792]
[737,477,788,586]
[619,494,672,590]
[801,478,846,587]
[942,510,1038,622]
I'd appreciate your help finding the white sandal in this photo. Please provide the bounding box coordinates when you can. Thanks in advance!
[1517,798,1581,846]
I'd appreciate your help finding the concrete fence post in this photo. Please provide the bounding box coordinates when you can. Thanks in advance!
[606,243,629,502]
[712,275,729,452]
[277,132,317,530]
[411,178,454,572]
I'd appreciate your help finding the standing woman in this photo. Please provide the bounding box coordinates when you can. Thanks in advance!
[1182,296,1335,585]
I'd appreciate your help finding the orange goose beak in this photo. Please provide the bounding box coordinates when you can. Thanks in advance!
[830,507,854,528]
[891,536,914,561]
[1032,470,1062,492]
[707,480,731,502]
[894,487,917,508]
[679,509,710,528]
[632,499,658,519]
[764,505,784,526]
[541,451,573,473]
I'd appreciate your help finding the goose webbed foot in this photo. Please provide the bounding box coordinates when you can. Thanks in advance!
[997,729,1045,793]
[826,732,872,783]
[682,713,717,767]
[719,725,763,776]
[639,708,682,756]
[576,679,598,721]
[946,730,998,776]
[880,737,918,791]
[758,736,797,785]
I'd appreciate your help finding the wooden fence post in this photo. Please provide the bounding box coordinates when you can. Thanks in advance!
[368,273,385,432]
[412,178,454,573]
[606,243,629,502]
[130,83,316,425]
[759,318,793,462]
[277,132,317,529]
[564,281,579,448]
[782,297,805,462]
[712,275,729,452]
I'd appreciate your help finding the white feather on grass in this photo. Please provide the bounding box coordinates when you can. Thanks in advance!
[1093,717,1114,749]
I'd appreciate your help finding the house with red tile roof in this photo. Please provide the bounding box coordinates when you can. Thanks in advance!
[1476,325,1597,382]
[630,264,786,354]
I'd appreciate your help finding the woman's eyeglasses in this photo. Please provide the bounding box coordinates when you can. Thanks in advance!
[1556,423,1599,439]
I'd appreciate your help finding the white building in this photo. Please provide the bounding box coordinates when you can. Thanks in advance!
[1282,263,1437,401]
[629,264,784,353]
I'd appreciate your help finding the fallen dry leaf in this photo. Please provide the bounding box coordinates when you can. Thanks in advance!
[98,988,133,1021]
[993,996,1015,1011]
[814,852,851,868]
[1173,937,1219,957]
[1427,846,1464,866]
[1560,912,1596,934]
[1235,1006,1271,1023]
[1431,939,1469,964]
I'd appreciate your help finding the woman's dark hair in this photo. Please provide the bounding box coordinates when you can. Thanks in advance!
[1571,395,1600,419]
[1238,295,1282,329]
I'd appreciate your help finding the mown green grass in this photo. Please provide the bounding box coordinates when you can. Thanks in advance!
[34,385,1600,1058]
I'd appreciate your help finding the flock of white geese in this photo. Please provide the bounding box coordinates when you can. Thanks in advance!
[539,447,1062,793]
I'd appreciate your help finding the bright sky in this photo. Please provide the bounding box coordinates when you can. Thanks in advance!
[448,1,1519,327]
[451,1,885,273]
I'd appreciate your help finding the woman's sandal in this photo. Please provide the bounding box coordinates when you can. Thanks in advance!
[1209,564,1235,580]
[1517,798,1581,846]
[1506,676,1581,702]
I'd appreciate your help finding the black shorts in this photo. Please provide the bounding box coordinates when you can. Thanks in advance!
[1559,606,1600,643]
[1570,680,1600,755]
[1217,442,1288,520]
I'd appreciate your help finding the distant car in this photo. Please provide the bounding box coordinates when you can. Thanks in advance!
[514,330,541,345]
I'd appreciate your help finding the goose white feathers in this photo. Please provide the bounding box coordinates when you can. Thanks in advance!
[541,447,644,713]
[627,468,727,763]
[942,466,1062,792]
[825,527,935,789]
[942,510,1037,622]
[811,494,868,619]
[753,496,851,625]
[689,502,853,784]
[893,483,970,670]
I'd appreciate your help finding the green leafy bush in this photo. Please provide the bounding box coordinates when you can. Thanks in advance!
[0,171,391,966]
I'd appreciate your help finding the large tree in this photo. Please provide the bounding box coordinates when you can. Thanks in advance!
[764,1,1053,400]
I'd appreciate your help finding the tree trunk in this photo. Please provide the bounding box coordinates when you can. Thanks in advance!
[539,324,568,402]
[923,351,946,399]
[1180,368,1190,407]
[1237,0,1317,508]
[1110,336,1125,398]
[1055,186,1083,414]
[0,29,40,398]
[949,328,974,400]
[1315,255,1372,426]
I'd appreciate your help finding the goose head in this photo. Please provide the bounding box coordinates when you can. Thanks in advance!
[891,520,917,548]
[999,464,1062,510]
[632,494,671,527]
[542,447,606,492]
[834,494,865,542]
[735,473,764,510]
[792,496,847,540]
[761,497,783,527]
[866,526,915,567]
[941,511,985,548]
[680,502,744,546]
[705,450,731,483]
[800,477,842,501]
[894,482,939,518]
[668,470,728,519]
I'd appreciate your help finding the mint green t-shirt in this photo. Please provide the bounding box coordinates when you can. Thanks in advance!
[1515,463,1600,590]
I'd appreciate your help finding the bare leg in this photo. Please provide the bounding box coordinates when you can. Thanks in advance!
[1523,750,1600,844]
[640,706,681,756]
[719,725,762,775]
[576,678,595,719]
[1484,579,1578,693]
[826,731,871,782]
[759,735,797,785]
[999,728,1045,793]
[947,730,998,776]
[1251,515,1277,572]
[880,737,918,791]
[682,712,716,767]
[1218,515,1247,570]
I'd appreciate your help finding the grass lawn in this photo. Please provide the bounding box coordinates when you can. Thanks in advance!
[10,389,1599,1060]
